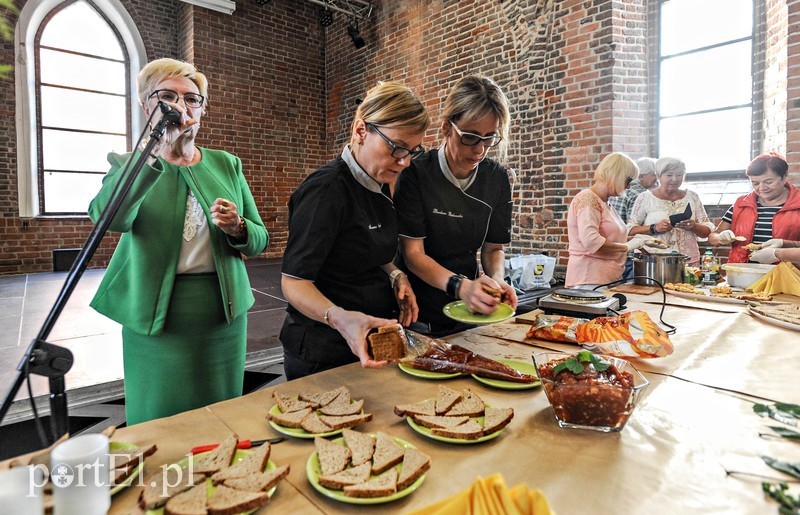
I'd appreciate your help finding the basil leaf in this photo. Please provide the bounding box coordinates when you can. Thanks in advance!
[768,426,800,439]
[564,359,584,374]
[577,350,592,363]
[552,361,567,375]
[590,354,611,372]
[762,456,800,479]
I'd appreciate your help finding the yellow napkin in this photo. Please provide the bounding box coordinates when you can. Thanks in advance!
[405,473,554,515]
[748,261,800,296]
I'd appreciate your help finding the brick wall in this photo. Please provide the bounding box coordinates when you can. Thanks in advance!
[763,0,788,155]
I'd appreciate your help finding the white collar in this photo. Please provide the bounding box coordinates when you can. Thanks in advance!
[438,144,477,191]
[342,145,383,194]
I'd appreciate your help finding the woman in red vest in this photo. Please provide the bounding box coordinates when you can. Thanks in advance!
[708,153,800,263]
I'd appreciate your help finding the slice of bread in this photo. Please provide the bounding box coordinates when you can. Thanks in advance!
[301,411,335,434]
[367,324,408,361]
[110,443,158,470]
[193,434,238,476]
[299,386,348,408]
[317,462,373,490]
[210,443,271,484]
[164,483,207,515]
[223,464,290,493]
[396,448,431,491]
[318,412,373,430]
[272,391,313,413]
[267,407,312,428]
[411,414,469,429]
[342,428,376,466]
[446,389,485,417]
[394,398,436,417]
[315,437,351,476]
[435,385,462,414]
[482,407,514,436]
[343,468,398,498]
[371,432,405,474]
[431,419,484,440]
[318,398,364,416]
[138,466,205,510]
[206,484,270,515]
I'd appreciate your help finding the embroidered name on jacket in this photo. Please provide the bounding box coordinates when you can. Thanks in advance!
[432,208,463,218]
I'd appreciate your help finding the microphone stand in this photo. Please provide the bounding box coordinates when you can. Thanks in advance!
[0,105,178,444]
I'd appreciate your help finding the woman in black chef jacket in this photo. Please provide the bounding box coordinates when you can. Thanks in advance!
[393,75,518,337]
[280,82,430,379]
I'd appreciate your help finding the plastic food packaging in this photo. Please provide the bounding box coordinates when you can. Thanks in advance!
[400,331,536,383]
[526,311,673,358]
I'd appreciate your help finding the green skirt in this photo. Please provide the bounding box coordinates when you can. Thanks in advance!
[121,273,246,425]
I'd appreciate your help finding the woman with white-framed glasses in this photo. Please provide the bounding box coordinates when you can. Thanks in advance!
[280,81,429,379]
[88,58,268,424]
[707,153,800,263]
[393,75,518,337]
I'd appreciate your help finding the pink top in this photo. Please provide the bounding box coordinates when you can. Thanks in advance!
[566,189,628,287]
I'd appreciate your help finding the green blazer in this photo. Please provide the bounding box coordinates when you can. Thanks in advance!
[88,147,269,336]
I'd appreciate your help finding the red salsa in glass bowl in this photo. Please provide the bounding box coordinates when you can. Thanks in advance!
[533,351,649,432]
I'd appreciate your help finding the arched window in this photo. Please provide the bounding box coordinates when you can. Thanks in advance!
[15,0,146,217]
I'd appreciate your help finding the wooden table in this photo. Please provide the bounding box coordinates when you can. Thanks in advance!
[38,293,800,513]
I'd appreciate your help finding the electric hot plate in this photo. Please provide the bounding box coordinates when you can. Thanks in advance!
[538,288,620,318]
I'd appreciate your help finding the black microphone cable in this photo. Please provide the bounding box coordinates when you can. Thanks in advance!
[592,276,677,335]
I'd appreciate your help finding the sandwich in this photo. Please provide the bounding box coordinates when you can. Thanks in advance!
[481,283,505,301]
[367,324,408,362]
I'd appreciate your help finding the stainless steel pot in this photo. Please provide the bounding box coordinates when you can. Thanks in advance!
[633,253,688,286]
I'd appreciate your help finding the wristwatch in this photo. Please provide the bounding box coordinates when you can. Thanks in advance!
[389,269,404,288]
[649,224,657,235]
[446,274,466,299]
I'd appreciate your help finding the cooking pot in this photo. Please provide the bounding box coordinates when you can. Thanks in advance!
[633,253,688,286]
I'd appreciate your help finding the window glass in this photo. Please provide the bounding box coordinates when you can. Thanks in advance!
[660,41,752,116]
[39,49,126,94]
[42,130,127,172]
[661,0,753,56]
[659,108,752,173]
[40,1,123,60]
[43,171,105,213]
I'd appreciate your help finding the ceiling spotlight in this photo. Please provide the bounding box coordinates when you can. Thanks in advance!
[319,8,334,27]
[347,21,366,49]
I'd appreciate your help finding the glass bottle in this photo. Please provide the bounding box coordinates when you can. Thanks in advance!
[701,248,717,286]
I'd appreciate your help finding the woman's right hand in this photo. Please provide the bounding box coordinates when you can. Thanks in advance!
[655,218,673,233]
[326,308,393,369]
[458,276,502,315]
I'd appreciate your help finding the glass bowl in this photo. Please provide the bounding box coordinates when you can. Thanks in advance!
[532,352,649,432]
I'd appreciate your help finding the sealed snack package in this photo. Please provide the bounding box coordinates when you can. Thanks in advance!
[401,331,536,383]
[527,311,673,358]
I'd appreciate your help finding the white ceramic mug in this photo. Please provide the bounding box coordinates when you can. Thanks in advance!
[50,433,110,515]
[0,466,45,514]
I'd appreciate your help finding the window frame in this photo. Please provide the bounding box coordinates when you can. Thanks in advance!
[14,0,146,218]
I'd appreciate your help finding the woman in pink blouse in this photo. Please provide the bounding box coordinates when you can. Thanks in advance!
[566,153,643,288]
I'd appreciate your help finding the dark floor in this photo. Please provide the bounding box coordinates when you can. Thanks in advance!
[0,258,287,429]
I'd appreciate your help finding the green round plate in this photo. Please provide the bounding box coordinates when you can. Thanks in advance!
[406,412,503,444]
[470,359,541,390]
[109,441,142,496]
[267,404,344,439]
[442,301,515,325]
[397,362,462,380]
[306,434,426,504]
[146,449,277,514]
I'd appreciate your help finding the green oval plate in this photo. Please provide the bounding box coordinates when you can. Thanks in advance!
[146,449,277,514]
[306,434,427,504]
[406,411,503,445]
[442,301,515,325]
[470,359,541,390]
[397,362,462,380]
[267,404,345,439]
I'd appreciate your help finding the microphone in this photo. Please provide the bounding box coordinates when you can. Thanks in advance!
[158,101,182,125]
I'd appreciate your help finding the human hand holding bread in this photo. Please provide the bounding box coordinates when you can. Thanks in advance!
[326,308,395,369]
[459,275,514,315]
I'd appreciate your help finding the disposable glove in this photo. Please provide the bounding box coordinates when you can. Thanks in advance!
[716,230,736,244]
[749,248,778,264]
[761,239,784,249]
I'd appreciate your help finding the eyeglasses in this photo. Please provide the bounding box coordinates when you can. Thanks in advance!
[625,176,634,187]
[367,123,425,159]
[450,121,502,148]
[148,89,205,108]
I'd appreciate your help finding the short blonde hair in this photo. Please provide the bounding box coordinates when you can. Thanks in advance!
[595,152,639,192]
[441,75,512,162]
[350,82,430,147]
[655,157,685,177]
[136,58,208,105]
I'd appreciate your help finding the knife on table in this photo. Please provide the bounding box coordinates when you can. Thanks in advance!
[190,437,285,454]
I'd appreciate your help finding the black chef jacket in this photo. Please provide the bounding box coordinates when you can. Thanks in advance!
[394,150,512,327]
[281,157,398,364]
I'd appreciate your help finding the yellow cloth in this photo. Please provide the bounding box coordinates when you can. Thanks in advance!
[405,473,554,515]
[748,261,800,296]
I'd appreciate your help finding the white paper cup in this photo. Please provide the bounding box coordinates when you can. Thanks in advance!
[50,434,110,515]
[0,466,45,514]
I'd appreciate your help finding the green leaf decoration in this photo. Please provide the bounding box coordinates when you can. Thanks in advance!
[775,403,800,418]
[762,482,800,512]
[577,350,593,362]
[589,353,611,372]
[762,456,800,480]
[754,403,769,417]
[753,403,798,426]
[768,405,798,427]
[553,358,583,375]
[552,351,611,375]
[768,426,800,440]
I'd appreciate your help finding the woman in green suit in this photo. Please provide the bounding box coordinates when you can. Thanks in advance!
[88,58,268,425]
